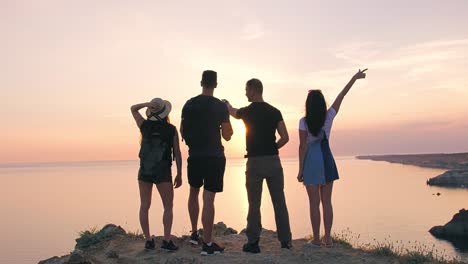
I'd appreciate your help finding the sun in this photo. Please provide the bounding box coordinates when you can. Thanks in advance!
[225,119,247,157]
[236,119,247,136]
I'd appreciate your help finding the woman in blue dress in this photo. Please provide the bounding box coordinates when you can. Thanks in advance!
[298,69,367,247]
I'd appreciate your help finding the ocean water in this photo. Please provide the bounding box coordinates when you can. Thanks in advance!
[1,157,467,263]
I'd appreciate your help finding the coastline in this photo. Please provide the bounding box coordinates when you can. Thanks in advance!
[356,152,468,188]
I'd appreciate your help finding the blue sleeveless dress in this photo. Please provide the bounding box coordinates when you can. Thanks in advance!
[303,129,339,185]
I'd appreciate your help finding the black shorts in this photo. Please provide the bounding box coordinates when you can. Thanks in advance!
[138,166,172,185]
[187,156,226,192]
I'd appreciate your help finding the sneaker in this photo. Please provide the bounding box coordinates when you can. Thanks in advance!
[145,238,155,250]
[189,231,199,245]
[281,241,292,249]
[201,242,225,256]
[161,240,178,251]
[242,240,260,253]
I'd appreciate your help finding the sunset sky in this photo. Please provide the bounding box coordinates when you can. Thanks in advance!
[2,0,468,163]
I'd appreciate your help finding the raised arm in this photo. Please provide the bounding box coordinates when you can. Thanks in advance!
[276,120,289,149]
[130,102,151,128]
[331,69,367,114]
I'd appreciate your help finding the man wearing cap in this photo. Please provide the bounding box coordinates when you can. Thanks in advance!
[181,70,233,255]
[225,78,292,253]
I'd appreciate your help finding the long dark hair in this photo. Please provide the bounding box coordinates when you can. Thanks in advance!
[305,90,327,137]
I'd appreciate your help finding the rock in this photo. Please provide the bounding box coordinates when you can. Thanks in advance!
[356,153,468,170]
[76,224,126,250]
[105,250,119,258]
[437,192,441,196]
[357,153,468,188]
[198,222,238,237]
[43,222,453,264]
[163,256,202,264]
[38,255,71,264]
[427,170,468,188]
[68,250,93,264]
[240,227,276,234]
[429,209,468,249]
[38,256,63,264]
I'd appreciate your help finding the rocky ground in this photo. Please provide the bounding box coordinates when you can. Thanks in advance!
[39,223,417,264]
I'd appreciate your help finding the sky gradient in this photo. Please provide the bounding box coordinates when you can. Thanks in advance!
[2,0,468,163]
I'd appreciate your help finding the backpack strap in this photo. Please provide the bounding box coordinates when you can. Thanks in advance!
[321,128,328,141]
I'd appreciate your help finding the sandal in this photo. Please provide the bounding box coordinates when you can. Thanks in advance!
[321,238,334,248]
[307,240,322,248]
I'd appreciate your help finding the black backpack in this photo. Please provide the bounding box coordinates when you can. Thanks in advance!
[182,97,214,148]
[138,122,174,176]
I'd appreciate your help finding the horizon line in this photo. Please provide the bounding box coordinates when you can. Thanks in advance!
[2,150,468,168]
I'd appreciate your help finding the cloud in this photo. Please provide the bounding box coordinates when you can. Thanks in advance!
[406,64,442,78]
[331,38,468,72]
[241,23,266,40]
[333,41,381,65]
[294,37,468,93]
[401,39,468,51]
[160,35,468,98]
[396,120,456,130]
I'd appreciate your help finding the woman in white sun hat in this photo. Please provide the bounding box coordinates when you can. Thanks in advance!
[131,98,182,251]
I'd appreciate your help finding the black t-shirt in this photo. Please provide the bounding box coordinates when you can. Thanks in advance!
[181,95,230,157]
[237,102,283,157]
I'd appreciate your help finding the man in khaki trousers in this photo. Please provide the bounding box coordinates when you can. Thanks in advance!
[225,78,292,253]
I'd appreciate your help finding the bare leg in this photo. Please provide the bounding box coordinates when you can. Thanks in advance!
[320,182,334,245]
[156,182,174,241]
[188,187,200,232]
[306,185,321,245]
[201,189,216,243]
[138,181,153,241]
